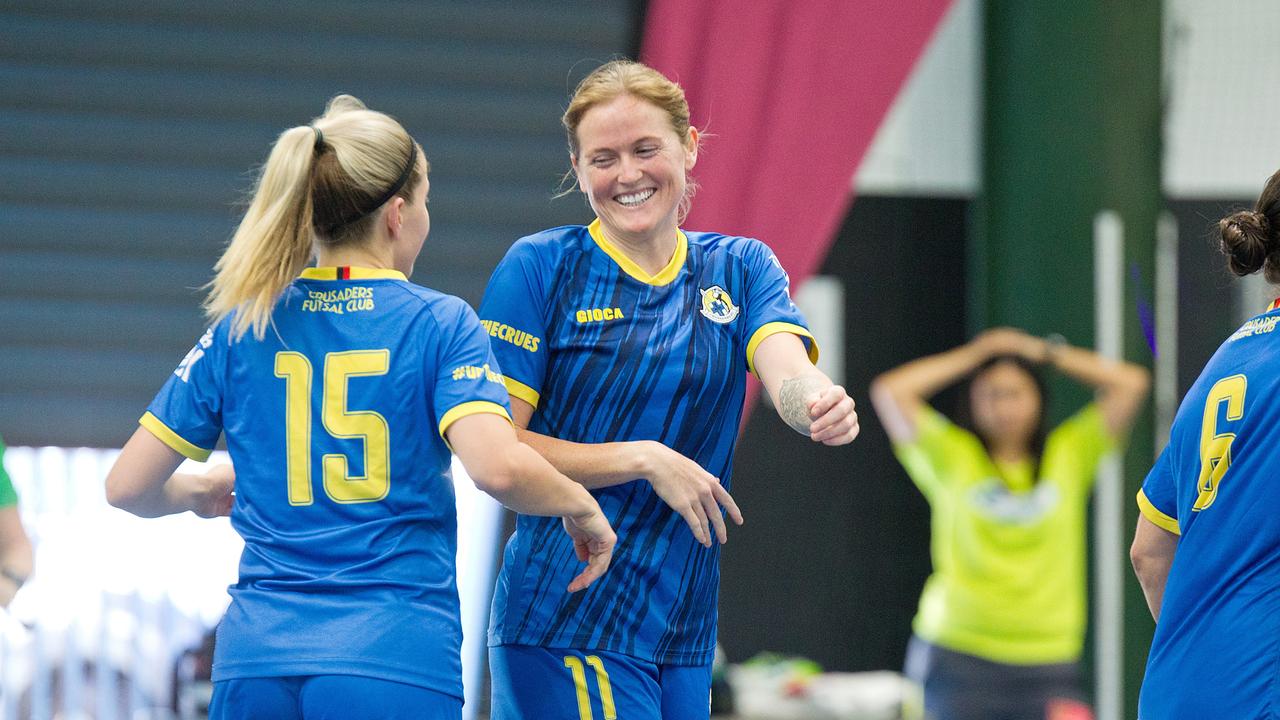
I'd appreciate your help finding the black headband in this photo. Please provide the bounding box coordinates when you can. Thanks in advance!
[311,126,325,152]
[321,142,418,234]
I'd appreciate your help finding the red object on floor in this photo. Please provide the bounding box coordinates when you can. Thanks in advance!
[1047,697,1095,720]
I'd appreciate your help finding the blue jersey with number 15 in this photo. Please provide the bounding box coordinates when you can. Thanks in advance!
[1137,301,1280,719]
[140,266,511,700]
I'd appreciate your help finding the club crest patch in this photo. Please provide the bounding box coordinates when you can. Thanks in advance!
[699,285,739,324]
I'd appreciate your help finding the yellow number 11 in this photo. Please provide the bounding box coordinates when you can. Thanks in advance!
[564,655,616,720]
[275,350,391,506]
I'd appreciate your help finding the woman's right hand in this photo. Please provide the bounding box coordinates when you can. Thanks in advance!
[562,508,616,593]
[635,440,743,548]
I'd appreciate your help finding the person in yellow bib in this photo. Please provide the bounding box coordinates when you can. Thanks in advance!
[870,327,1149,720]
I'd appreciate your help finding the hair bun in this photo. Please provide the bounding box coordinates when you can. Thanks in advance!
[323,94,368,119]
[1219,210,1272,277]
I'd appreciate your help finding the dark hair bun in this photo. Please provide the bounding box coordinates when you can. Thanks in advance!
[1219,210,1274,277]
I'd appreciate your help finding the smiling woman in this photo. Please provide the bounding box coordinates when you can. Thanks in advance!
[478,59,861,720]
[570,92,698,266]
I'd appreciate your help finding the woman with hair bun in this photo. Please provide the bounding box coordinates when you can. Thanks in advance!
[104,95,615,720]
[1133,168,1280,719]
[479,59,859,719]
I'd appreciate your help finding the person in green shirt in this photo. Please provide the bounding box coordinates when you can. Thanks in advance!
[870,327,1149,720]
[0,435,33,609]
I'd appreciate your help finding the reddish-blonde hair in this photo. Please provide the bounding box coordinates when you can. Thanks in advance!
[561,60,701,220]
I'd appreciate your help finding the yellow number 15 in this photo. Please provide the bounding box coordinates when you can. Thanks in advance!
[1194,374,1247,512]
[275,349,391,506]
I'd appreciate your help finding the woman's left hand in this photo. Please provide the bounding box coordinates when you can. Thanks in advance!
[191,464,236,518]
[806,385,860,445]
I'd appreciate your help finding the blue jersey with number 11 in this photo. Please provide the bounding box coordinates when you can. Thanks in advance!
[141,267,511,700]
[1138,301,1280,719]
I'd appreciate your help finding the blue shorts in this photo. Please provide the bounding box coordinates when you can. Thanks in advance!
[209,675,462,720]
[904,636,1084,720]
[489,644,712,720]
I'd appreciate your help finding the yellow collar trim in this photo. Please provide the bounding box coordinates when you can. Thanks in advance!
[299,266,407,281]
[587,219,687,286]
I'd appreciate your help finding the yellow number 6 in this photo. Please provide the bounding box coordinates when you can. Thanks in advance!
[1194,374,1247,512]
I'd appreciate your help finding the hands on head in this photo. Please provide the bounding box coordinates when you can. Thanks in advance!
[974,327,1048,363]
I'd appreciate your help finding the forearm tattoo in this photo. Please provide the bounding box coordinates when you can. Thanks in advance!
[778,374,826,436]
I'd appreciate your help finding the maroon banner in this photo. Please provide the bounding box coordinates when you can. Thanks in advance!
[641,0,952,414]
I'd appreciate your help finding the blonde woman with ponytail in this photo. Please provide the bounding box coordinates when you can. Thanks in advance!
[105,95,615,720]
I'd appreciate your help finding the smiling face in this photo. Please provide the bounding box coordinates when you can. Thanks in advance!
[571,93,697,248]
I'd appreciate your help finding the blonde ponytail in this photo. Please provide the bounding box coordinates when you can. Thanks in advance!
[203,95,423,341]
[205,125,317,340]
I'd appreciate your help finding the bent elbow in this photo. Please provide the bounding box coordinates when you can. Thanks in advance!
[1127,365,1152,396]
[104,468,142,513]
[470,449,521,500]
[868,378,894,415]
[1130,542,1159,584]
[1128,544,1144,576]
[868,377,885,398]
[104,479,133,512]
[470,469,513,499]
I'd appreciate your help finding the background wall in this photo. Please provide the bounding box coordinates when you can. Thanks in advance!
[719,0,979,672]
[1163,0,1280,359]
[2,2,1280,719]
[0,0,639,448]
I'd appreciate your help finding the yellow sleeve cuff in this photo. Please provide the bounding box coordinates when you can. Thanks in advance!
[746,322,820,377]
[1137,489,1181,536]
[504,377,540,409]
[438,401,513,443]
[139,412,214,462]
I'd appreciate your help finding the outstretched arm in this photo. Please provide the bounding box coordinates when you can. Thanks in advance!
[508,398,741,548]
[447,412,615,592]
[753,332,859,446]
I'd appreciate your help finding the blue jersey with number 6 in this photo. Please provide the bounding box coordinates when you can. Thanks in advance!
[1137,300,1280,719]
[140,266,511,700]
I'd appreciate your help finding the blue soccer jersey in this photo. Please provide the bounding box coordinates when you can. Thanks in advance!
[479,220,817,665]
[1137,300,1280,719]
[141,266,511,699]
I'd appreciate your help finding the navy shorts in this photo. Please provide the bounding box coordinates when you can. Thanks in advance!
[490,644,712,720]
[209,674,462,720]
[904,635,1088,720]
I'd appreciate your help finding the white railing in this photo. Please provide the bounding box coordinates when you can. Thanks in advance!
[0,447,502,720]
